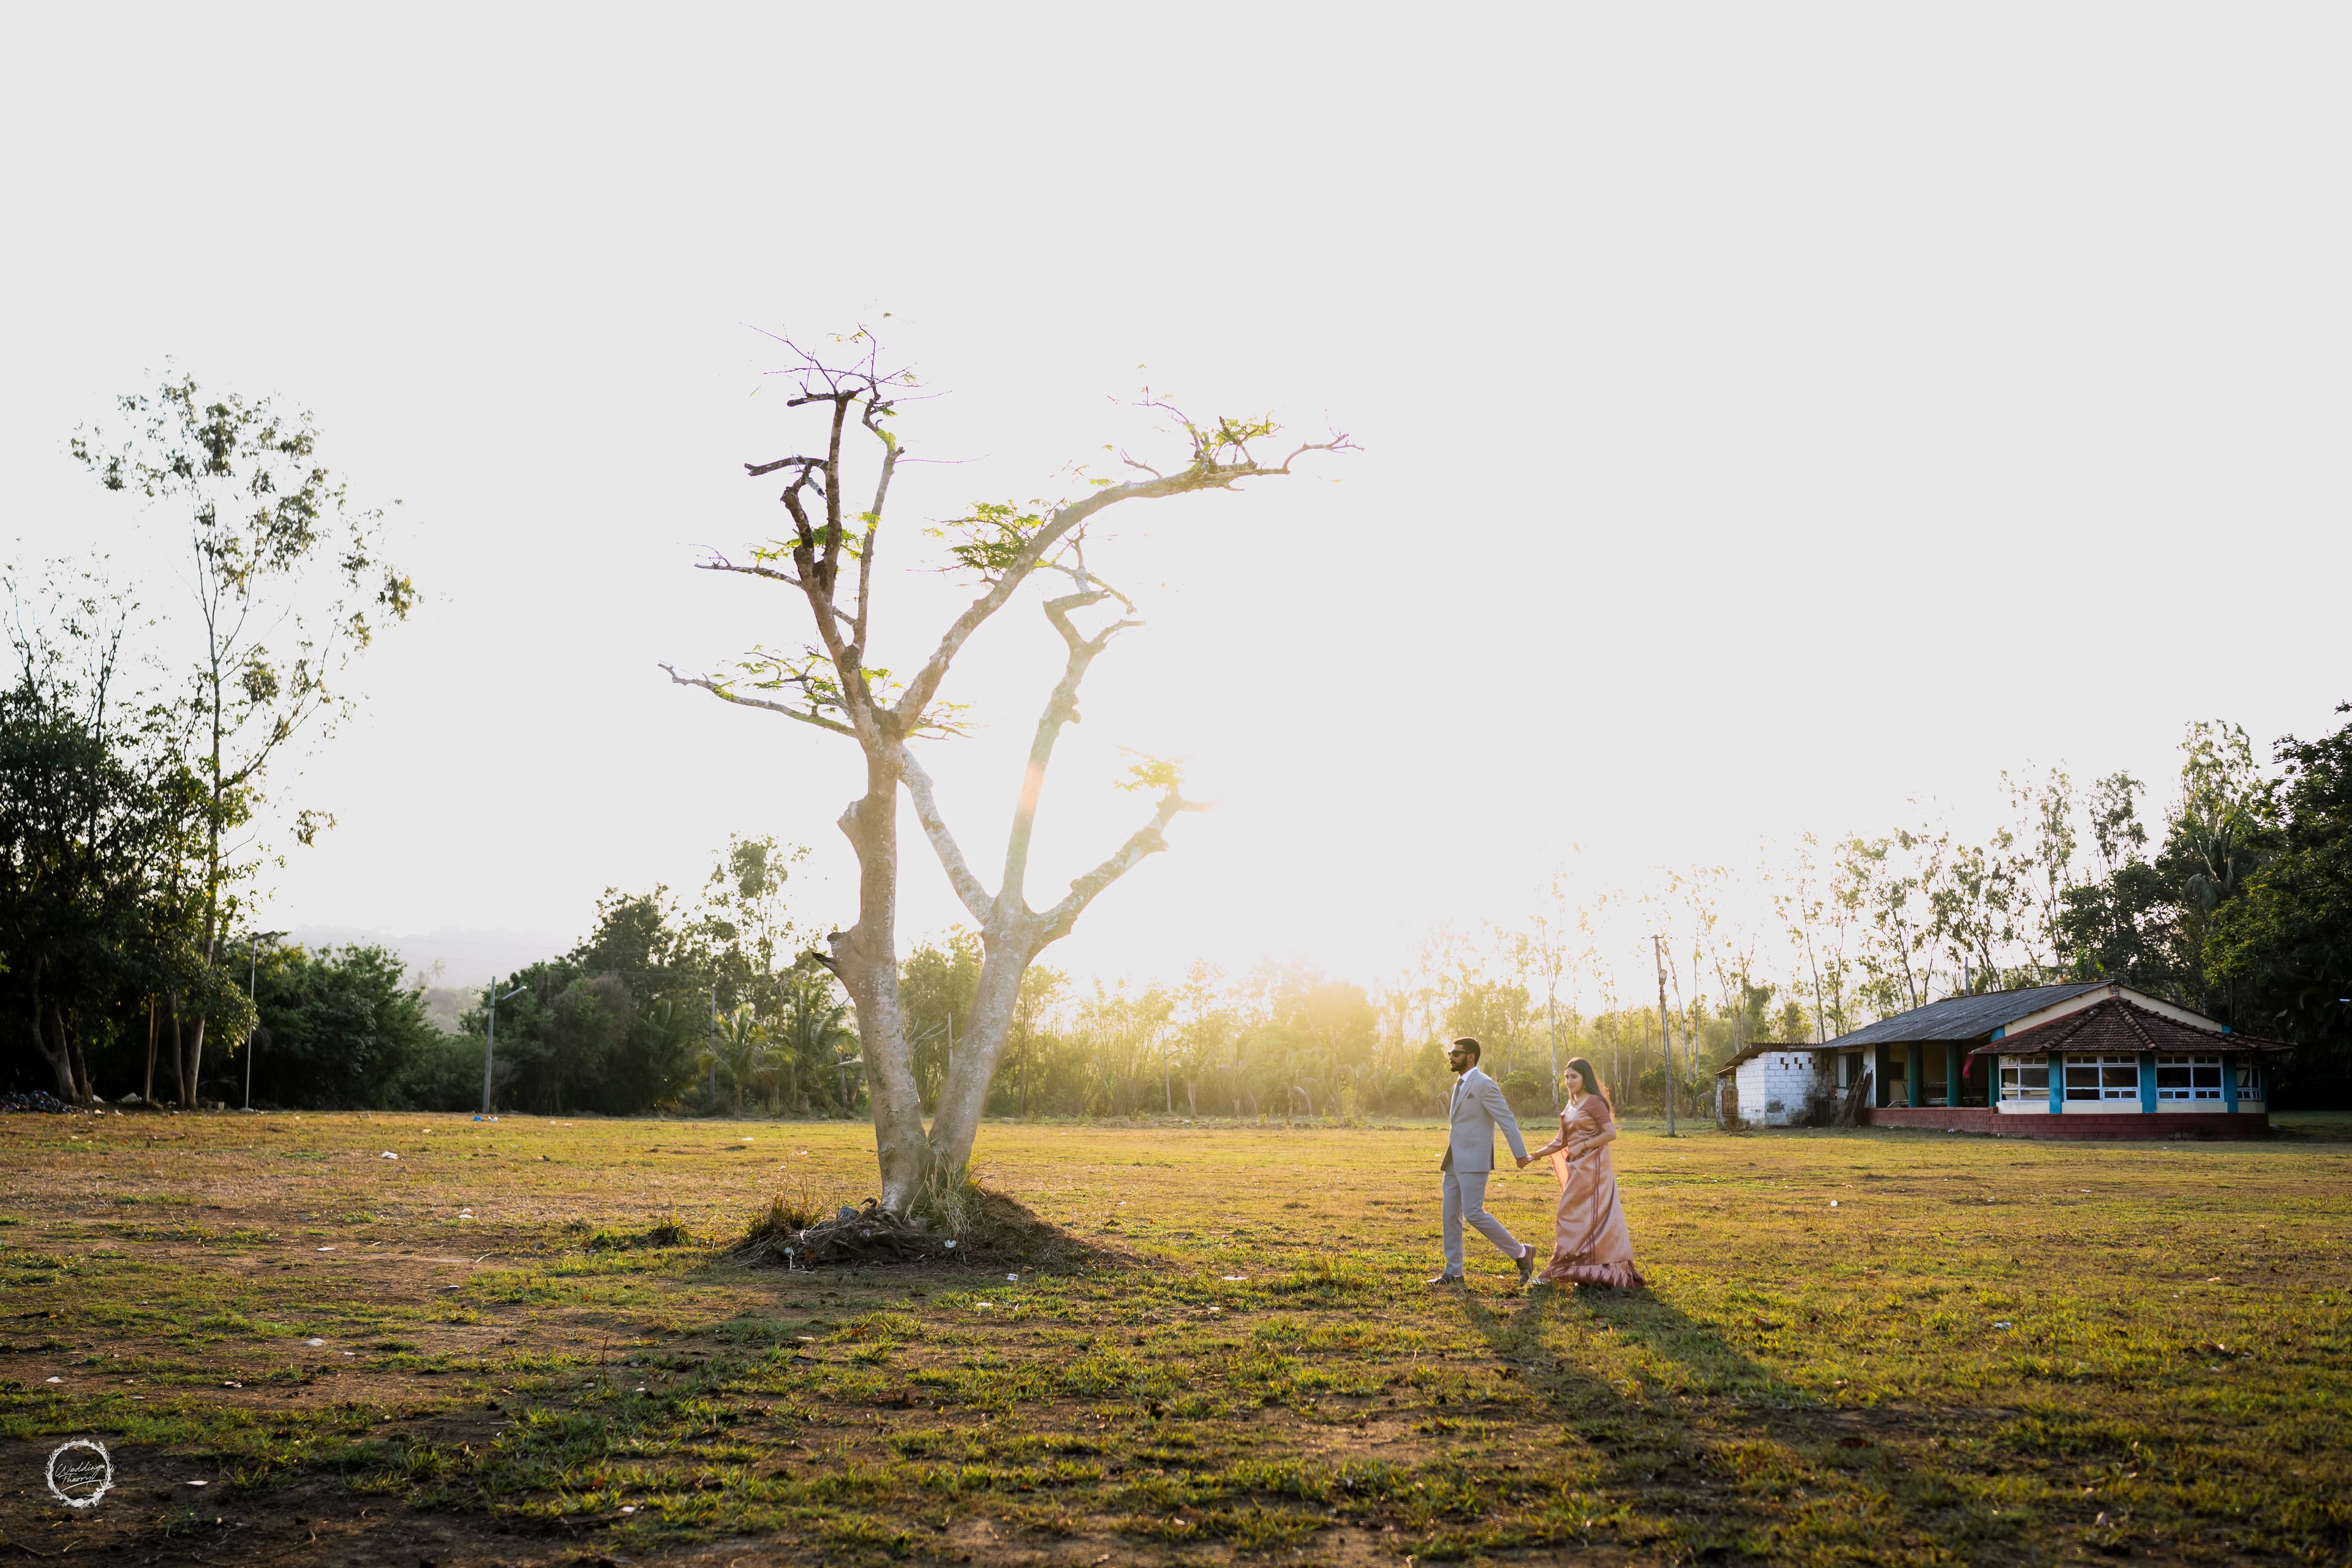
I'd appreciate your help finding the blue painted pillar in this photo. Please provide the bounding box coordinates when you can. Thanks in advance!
[2222,1055,2239,1112]
[1907,1043,1923,1107]
[1947,1042,1965,1107]
[2047,1053,2064,1114]
[2138,1052,2157,1114]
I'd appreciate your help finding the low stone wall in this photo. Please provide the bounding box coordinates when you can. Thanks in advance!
[1863,1106,2271,1139]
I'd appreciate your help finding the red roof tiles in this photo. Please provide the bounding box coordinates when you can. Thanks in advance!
[1966,996,2290,1059]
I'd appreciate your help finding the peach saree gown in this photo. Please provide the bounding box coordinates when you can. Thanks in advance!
[1536,1096,1645,1289]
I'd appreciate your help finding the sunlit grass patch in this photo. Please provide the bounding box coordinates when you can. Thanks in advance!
[1,1111,2348,1563]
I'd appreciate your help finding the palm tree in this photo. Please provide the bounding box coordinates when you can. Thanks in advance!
[778,970,858,1115]
[704,1006,770,1117]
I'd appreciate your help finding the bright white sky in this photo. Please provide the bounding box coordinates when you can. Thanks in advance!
[4,8,2346,1000]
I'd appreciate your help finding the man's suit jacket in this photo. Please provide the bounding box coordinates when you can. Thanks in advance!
[1442,1066,1528,1172]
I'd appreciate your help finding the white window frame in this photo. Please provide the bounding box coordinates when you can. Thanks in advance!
[1997,1055,2048,1102]
[2155,1053,2223,1102]
[2064,1054,2139,1102]
[2236,1058,2261,1100]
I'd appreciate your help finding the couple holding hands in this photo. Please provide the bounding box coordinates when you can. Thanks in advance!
[1431,1036,1645,1291]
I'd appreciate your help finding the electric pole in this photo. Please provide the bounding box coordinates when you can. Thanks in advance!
[1654,934,1676,1136]
[241,930,285,1111]
[483,981,525,1114]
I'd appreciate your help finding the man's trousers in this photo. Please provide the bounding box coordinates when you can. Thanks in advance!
[1441,1167,1524,1274]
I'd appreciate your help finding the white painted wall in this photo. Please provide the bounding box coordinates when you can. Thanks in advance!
[1732,1051,1823,1128]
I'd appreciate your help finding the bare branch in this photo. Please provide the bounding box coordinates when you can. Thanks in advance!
[1036,788,1211,947]
[696,557,804,589]
[997,592,1134,904]
[856,399,900,660]
[895,744,995,923]
[745,455,828,478]
[660,662,857,737]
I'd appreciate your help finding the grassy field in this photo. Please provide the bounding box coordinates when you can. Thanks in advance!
[2,1109,2348,1566]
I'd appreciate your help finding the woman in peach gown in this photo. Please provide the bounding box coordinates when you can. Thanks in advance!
[1517,1057,1644,1289]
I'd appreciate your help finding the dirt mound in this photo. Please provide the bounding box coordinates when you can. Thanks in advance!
[735,1187,1129,1272]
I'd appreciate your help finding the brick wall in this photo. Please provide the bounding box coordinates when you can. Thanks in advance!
[1863,1106,2269,1139]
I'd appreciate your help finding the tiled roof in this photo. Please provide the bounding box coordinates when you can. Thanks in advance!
[1820,983,2104,1050]
[1966,997,2291,1058]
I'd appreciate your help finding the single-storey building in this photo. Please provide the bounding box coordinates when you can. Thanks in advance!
[1713,1042,1832,1128]
[1722,982,2287,1137]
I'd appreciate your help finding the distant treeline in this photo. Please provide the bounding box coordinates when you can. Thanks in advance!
[7,573,2348,1114]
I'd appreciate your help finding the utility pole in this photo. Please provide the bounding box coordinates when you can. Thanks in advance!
[1654,934,1676,1136]
[483,980,525,1114]
[241,930,285,1112]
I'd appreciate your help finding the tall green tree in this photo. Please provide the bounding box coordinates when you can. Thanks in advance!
[0,565,223,1101]
[246,944,437,1109]
[2057,725,2280,1012]
[2207,705,2352,1101]
[73,375,413,1106]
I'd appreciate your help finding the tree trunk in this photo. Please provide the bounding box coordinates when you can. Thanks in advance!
[26,957,75,1100]
[168,996,186,1106]
[182,1013,206,1109]
[143,997,158,1104]
[921,921,1036,1180]
[827,752,930,1212]
[59,1007,92,1103]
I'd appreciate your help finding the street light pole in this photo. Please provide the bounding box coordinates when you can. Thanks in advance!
[483,981,525,1114]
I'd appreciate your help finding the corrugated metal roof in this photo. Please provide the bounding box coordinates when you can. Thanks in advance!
[1819,983,2105,1050]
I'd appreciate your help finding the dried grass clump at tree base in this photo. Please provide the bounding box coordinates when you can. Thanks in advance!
[736,1167,1126,1271]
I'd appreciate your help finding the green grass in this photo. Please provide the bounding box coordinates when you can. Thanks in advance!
[1,1108,2347,1564]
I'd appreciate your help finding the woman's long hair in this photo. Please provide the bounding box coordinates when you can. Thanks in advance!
[1562,1057,1611,1112]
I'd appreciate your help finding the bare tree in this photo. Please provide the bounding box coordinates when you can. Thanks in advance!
[668,334,1346,1210]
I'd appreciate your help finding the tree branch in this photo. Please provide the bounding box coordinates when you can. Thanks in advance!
[996,592,1134,903]
[1036,788,1210,947]
[856,401,899,662]
[894,744,995,922]
[696,557,804,589]
[660,663,858,737]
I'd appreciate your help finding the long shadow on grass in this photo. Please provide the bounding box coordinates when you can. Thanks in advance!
[1451,1287,1955,1560]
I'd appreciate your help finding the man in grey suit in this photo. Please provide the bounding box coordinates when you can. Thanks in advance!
[1430,1037,1537,1287]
